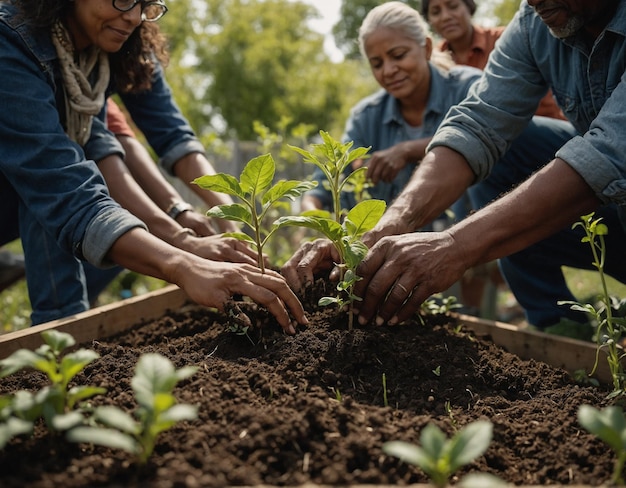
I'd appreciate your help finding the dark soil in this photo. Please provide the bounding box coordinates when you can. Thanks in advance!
[0,280,617,487]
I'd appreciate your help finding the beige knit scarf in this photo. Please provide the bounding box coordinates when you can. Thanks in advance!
[51,20,110,146]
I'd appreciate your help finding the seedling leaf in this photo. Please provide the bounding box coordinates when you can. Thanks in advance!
[206,204,252,225]
[67,426,140,453]
[241,153,274,195]
[192,173,243,199]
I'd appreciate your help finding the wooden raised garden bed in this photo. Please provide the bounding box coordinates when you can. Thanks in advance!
[0,285,618,487]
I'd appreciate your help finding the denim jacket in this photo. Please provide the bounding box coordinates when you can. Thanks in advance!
[0,2,145,266]
[428,1,626,206]
[307,63,482,209]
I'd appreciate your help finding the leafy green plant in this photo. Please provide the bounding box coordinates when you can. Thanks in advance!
[578,404,626,485]
[383,420,494,488]
[289,130,370,224]
[192,153,317,272]
[559,213,626,395]
[67,353,198,464]
[0,329,104,447]
[276,199,385,329]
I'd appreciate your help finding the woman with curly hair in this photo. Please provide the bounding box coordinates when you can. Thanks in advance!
[0,0,307,333]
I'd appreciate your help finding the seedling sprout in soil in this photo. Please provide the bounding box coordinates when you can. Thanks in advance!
[68,353,198,464]
[193,153,316,273]
[0,332,197,465]
[559,212,626,396]
[0,329,104,446]
[383,420,497,488]
[578,404,626,485]
[283,131,385,329]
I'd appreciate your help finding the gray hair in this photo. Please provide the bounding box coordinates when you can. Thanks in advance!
[358,1,454,70]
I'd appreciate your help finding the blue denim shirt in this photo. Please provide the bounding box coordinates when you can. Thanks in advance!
[428,1,626,206]
[0,2,145,266]
[307,63,482,210]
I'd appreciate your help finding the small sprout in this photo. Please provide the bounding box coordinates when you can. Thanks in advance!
[67,353,198,464]
[578,405,626,485]
[432,366,441,377]
[382,373,389,408]
[383,420,493,488]
[558,213,626,395]
[0,330,105,447]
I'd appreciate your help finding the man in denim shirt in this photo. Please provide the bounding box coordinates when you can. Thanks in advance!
[285,0,626,335]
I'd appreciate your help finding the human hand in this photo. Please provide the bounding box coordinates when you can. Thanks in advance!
[366,146,410,184]
[178,259,308,334]
[353,231,468,326]
[181,234,261,266]
[281,238,340,294]
[176,210,218,236]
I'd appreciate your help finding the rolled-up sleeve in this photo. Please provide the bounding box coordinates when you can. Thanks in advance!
[557,73,626,205]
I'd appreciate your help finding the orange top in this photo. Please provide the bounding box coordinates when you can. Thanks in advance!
[438,25,566,120]
[106,98,136,137]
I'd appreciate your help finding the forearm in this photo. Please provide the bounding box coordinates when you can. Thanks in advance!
[117,135,184,212]
[98,155,191,246]
[449,159,600,269]
[371,146,474,238]
[172,152,234,208]
[107,227,186,284]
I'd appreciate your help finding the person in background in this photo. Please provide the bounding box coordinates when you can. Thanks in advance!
[0,0,306,333]
[299,2,484,313]
[422,0,566,120]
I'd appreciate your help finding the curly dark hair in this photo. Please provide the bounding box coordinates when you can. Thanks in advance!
[15,0,169,93]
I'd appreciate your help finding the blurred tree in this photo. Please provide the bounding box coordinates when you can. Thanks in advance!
[158,0,378,144]
[332,0,419,59]
[492,0,521,25]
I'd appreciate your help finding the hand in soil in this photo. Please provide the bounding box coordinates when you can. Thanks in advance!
[178,260,307,334]
[354,231,466,325]
[282,238,340,293]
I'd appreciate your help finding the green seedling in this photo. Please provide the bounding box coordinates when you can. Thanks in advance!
[578,404,626,485]
[193,153,317,272]
[276,199,386,329]
[559,213,626,395]
[0,330,104,447]
[383,420,493,488]
[67,353,198,464]
[289,130,371,224]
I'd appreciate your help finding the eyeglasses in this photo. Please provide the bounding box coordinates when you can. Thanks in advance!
[111,0,168,22]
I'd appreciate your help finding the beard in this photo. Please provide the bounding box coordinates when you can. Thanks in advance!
[547,14,585,38]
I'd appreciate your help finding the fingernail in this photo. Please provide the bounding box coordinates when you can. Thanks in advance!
[376,316,384,326]
[389,316,398,326]
[358,315,368,326]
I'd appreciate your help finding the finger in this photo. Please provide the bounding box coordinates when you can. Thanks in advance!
[389,284,431,325]
[355,259,398,326]
[281,246,313,293]
[373,280,413,325]
[247,271,308,332]
[367,160,382,185]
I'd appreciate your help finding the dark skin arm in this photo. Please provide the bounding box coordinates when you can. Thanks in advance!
[353,155,599,326]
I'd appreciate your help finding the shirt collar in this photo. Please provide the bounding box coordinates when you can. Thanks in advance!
[440,25,489,56]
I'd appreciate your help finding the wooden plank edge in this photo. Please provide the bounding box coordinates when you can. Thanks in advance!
[456,313,612,385]
[0,285,189,358]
